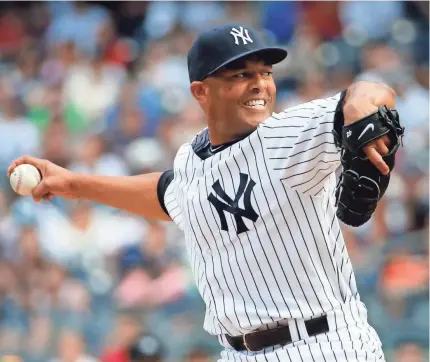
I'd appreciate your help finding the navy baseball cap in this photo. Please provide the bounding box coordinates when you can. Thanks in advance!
[187,24,288,83]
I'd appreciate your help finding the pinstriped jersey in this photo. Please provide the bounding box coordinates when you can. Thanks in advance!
[163,93,360,336]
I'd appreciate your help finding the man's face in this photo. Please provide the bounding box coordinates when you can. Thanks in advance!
[202,59,276,137]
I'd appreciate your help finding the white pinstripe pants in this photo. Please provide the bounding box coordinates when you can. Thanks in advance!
[217,301,385,362]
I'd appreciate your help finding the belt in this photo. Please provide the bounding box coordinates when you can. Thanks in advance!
[225,315,329,352]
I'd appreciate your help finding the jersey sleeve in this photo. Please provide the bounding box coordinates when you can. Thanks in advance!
[157,169,184,229]
[157,140,193,230]
[261,92,344,196]
[157,169,174,215]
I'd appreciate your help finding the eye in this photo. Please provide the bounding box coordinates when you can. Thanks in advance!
[233,72,248,78]
[231,71,272,79]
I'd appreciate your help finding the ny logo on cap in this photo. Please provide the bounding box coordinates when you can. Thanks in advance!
[230,26,253,46]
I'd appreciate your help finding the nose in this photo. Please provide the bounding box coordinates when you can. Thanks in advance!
[249,73,268,93]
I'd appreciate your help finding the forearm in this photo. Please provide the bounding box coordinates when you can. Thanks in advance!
[71,172,171,221]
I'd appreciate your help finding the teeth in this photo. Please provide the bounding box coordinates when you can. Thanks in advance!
[245,100,265,108]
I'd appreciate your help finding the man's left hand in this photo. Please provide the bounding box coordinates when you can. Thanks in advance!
[343,82,396,175]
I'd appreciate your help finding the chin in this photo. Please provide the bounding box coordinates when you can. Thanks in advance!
[242,110,272,126]
[242,103,273,120]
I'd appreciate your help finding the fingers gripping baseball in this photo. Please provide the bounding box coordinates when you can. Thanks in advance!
[8,156,78,202]
[8,155,46,178]
[32,178,51,202]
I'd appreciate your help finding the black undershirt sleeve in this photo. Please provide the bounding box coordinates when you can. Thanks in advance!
[332,89,347,148]
[157,169,174,216]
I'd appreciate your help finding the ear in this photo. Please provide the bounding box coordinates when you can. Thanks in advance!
[190,81,208,105]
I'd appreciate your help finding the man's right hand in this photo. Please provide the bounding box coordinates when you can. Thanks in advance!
[8,155,79,202]
[8,156,171,220]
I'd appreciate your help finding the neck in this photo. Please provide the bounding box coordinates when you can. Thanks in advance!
[207,119,257,146]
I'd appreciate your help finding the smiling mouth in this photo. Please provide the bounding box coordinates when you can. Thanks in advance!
[242,99,267,111]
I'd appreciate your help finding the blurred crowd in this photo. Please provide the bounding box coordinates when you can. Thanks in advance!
[0,1,428,361]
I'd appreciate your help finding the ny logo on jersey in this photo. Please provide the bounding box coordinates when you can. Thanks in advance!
[208,173,259,234]
[230,26,253,46]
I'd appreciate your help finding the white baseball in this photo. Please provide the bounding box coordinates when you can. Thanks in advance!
[9,164,42,196]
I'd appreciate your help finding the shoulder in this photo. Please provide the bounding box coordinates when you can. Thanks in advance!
[278,93,343,118]
[170,127,210,164]
[164,128,206,176]
[191,127,210,154]
[261,92,344,128]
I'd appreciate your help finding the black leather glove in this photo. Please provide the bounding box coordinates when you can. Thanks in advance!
[332,105,405,227]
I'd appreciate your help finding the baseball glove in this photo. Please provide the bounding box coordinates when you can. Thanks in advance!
[332,105,405,227]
